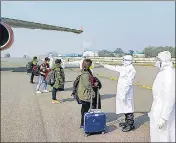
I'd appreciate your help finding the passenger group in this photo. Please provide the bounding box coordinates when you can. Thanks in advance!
[26,51,175,142]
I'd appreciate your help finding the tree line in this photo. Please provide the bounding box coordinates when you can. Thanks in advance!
[143,46,175,58]
[98,46,175,58]
[3,46,175,58]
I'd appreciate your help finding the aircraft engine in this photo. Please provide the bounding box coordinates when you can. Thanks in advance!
[0,22,14,51]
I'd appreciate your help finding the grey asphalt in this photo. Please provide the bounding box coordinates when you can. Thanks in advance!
[1,60,157,142]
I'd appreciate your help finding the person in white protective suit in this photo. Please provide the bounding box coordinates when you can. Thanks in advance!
[148,51,175,142]
[61,58,65,69]
[48,54,54,69]
[101,55,136,132]
[80,56,86,70]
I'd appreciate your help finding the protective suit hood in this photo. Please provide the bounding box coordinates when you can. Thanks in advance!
[149,50,175,142]
[155,51,173,71]
[122,55,133,66]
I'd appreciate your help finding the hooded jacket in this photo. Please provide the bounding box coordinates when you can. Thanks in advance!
[77,70,95,102]
[52,63,65,89]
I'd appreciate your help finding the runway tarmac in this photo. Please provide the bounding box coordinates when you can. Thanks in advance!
[1,58,158,142]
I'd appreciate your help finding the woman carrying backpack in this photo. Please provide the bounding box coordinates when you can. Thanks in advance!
[35,57,50,94]
[77,59,101,128]
[51,59,65,104]
[30,56,38,83]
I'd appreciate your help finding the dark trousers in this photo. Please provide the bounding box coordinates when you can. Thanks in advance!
[52,87,63,100]
[81,101,90,126]
[124,113,134,125]
[30,72,34,82]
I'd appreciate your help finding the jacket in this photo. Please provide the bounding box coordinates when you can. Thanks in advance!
[52,64,65,89]
[77,70,95,102]
[40,63,50,76]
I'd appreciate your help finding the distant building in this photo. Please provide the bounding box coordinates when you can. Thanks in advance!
[62,53,82,57]
[83,49,99,57]
[133,51,145,58]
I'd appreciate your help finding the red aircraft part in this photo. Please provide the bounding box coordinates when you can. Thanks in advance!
[0,22,14,51]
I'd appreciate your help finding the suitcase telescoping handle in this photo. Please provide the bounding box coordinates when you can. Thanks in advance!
[89,86,100,112]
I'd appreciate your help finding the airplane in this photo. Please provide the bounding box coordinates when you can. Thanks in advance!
[0,17,83,51]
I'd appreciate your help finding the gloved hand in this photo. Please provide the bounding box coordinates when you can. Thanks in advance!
[119,96,126,103]
[122,98,126,103]
[158,118,167,129]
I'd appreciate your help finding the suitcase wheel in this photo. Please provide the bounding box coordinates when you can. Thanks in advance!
[84,133,89,137]
[101,131,105,134]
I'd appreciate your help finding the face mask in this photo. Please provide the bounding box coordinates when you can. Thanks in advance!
[154,61,161,68]
[122,58,125,65]
[122,59,132,66]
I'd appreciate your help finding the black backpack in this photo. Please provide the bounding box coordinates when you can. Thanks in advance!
[71,75,82,104]
[45,70,56,86]
[26,62,33,73]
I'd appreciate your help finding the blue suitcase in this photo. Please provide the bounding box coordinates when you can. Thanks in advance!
[84,88,106,136]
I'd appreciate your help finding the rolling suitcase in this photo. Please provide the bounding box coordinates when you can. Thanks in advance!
[83,87,106,136]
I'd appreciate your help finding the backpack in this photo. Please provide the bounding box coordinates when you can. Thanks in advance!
[26,62,33,73]
[71,74,102,104]
[32,65,40,76]
[72,74,82,104]
[45,70,56,86]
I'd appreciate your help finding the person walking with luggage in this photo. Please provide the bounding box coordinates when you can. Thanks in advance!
[148,51,175,142]
[101,55,136,132]
[77,59,100,128]
[51,59,65,104]
[35,57,50,94]
[30,56,38,83]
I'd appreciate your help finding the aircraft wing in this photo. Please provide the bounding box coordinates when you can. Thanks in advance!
[2,17,83,34]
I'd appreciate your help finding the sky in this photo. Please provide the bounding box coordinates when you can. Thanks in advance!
[1,1,175,57]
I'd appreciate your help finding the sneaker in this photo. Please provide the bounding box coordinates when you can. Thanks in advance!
[119,122,127,127]
[52,100,59,104]
[122,125,135,132]
[42,90,49,93]
[36,91,42,94]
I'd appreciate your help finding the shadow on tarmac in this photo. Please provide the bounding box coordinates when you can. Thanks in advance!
[0,67,27,72]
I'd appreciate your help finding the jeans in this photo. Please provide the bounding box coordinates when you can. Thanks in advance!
[52,87,64,100]
[36,75,47,91]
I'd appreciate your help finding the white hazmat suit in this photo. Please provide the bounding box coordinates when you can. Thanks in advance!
[48,54,54,69]
[102,55,136,114]
[102,55,136,132]
[148,51,175,142]
[61,59,65,69]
